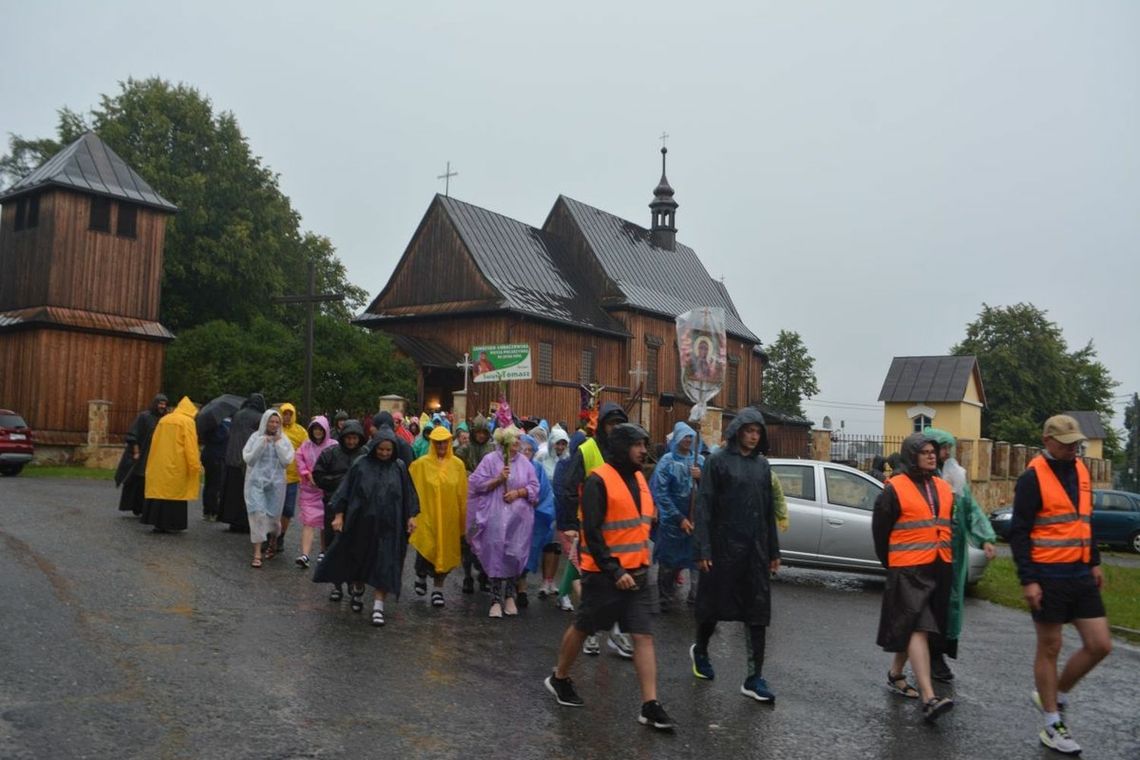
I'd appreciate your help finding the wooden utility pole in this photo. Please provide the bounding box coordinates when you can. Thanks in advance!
[272,262,344,421]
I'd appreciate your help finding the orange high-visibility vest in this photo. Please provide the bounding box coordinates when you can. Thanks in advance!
[579,464,655,572]
[1028,456,1092,564]
[887,474,953,567]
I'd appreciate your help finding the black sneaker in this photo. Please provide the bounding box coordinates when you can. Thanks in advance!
[516,591,529,609]
[638,700,675,730]
[479,575,490,593]
[276,534,285,553]
[931,653,954,683]
[462,576,475,594]
[545,671,584,707]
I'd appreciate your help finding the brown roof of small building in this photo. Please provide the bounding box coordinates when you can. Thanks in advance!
[877,355,985,405]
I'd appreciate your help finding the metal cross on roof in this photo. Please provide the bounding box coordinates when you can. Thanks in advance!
[437,161,458,197]
[659,131,670,148]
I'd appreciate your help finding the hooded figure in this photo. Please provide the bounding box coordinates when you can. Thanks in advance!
[520,433,557,575]
[412,422,434,460]
[466,427,540,610]
[141,396,201,532]
[408,425,469,589]
[116,393,168,515]
[373,411,414,465]
[651,421,704,588]
[456,414,495,473]
[293,416,338,563]
[220,393,267,530]
[557,401,629,531]
[922,427,996,667]
[536,425,570,481]
[314,428,420,608]
[242,408,296,548]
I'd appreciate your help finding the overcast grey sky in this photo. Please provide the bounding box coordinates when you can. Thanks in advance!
[4,1,1137,434]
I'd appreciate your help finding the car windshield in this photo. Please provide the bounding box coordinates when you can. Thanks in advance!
[0,414,28,429]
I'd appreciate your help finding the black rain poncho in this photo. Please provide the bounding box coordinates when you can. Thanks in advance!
[693,407,779,625]
[314,428,420,594]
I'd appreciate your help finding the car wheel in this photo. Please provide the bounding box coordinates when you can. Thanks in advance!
[1131,531,1140,555]
[0,465,22,477]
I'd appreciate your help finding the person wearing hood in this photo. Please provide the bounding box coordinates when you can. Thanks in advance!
[533,425,570,598]
[519,433,558,604]
[294,416,337,568]
[651,421,704,613]
[141,396,201,533]
[115,393,168,516]
[467,425,540,617]
[922,427,997,683]
[556,401,636,659]
[200,416,230,522]
[453,421,470,449]
[871,431,955,724]
[331,410,350,442]
[412,420,434,460]
[552,430,588,612]
[690,407,780,704]
[314,428,420,626]
[372,411,414,465]
[277,402,307,553]
[313,419,368,601]
[536,425,570,481]
[242,409,295,567]
[220,393,267,532]
[408,425,469,607]
[870,455,889,483]
[545,423,675,731]
[456,414,495,593]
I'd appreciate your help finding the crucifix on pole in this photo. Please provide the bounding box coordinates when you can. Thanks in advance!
[437,161,458,197]
[272,261,345,421]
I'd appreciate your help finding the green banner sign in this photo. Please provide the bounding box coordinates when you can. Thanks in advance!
[471,344,532,382]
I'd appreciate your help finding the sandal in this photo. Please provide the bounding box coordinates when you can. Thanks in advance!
[264,543,276,561]
[922,696,954,724]
[251,557,263,568]
[350,593,364,613]
[329,585,343,602]
[431,590,445,608]
[414,577,427,596]
[888,672,919,699]
[371,609,385,627]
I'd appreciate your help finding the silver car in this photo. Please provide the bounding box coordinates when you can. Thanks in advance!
[769,458,990,584]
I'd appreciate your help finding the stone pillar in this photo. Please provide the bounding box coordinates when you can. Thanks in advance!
[378,394,406,415]
[956,438,975,481]
[992,441,1010,478]
[811,430,832,462]
[1011,444,1027,476]
[451,391,467,424]
[87,400,111,447]
[975,438,993,482]
[1103,459,1112,486]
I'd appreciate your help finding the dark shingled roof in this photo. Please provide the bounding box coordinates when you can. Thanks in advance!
[1063,411,1107,440]
[0,132,177,212]
[877,355,984,404]
[559,196,760,343]
[438,196,628,336]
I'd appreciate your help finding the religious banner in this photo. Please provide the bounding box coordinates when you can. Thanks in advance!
[471,344,533,382]
[676,307,727,421]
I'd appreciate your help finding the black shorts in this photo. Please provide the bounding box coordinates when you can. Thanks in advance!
[574,569,653,635]
[1031,575,1107,624]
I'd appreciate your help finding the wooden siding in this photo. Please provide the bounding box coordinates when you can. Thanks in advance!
[0,328,165,445]
[0,189,167,319]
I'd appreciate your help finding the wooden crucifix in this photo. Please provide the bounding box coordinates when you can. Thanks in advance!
[437,161,458,197]
[456,351,473,393]
[272,261,344,421]
[580,381,606,410]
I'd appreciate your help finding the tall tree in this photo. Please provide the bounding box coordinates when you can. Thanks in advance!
[0,78,367,331]
[1123,393,1139,492]
[951,303,1118,449]
[762,329,820,417]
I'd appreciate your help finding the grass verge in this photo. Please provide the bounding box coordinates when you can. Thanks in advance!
[973,557,1140,643]
[20,465,116,481]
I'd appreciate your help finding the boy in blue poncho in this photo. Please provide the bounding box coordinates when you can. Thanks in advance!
[650,421,704,612]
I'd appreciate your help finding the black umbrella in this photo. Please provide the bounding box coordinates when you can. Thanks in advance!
[196,394,245,437]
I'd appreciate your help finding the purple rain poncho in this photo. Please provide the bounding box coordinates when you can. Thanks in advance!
[466,448,539,578]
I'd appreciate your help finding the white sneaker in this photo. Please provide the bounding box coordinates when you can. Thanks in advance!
[582,634,601,655]
[608,631,634,659]
[558,594,574,612]
[1039,721,1081,755]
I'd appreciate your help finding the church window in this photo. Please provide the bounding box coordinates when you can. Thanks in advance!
[727,359,739,408]
[117,203,138,238]
[538,341,553,384]
[26,195,38,229]
[646,344,659,395]
[579,348,595,384]
[89,197,111,232]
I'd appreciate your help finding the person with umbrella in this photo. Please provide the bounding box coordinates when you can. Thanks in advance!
[220,394,266,532]
[196,394,244,522]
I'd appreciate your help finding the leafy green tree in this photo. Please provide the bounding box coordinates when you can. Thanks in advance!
[1123,393,1139,492]
[951,303,1118,450]
[762,329,820,418]
[0,78,367,330]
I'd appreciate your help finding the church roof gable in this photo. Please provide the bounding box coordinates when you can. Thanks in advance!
[0,132,177,212]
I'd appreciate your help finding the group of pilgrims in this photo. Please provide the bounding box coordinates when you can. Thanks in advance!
[113,390,1038,734]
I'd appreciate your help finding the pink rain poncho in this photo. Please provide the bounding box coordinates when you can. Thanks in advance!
[295,416,336,528]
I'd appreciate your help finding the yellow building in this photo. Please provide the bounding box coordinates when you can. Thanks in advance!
[1063,411,1106,459]
[878,355,985,440]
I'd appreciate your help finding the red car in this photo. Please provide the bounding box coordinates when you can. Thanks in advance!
[0,409,34,476]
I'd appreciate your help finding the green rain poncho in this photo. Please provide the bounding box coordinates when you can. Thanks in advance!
[924,427,997,644]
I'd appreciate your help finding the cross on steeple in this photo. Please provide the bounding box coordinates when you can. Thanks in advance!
[437,161,458,196]
[659,131,670,148]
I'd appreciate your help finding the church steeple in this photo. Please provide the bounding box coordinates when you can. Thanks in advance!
[649,146,678,251]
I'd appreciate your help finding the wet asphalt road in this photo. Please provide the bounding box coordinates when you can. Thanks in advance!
[1,477,1137,760]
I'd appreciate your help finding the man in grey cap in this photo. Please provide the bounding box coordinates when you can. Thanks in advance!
[1009,415,1112,756]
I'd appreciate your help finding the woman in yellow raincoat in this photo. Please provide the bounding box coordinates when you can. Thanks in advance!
[408,425,468,607]
[142,396,202,533]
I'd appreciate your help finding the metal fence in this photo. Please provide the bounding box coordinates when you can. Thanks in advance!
[826,433,907,472]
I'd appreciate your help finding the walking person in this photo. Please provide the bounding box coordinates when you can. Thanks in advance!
[923,427,998,681]
[688,408,780,704]
[220,393,267,533]
[456,414,495,593]
[651,421,703,613]
[277,403,307,554]
[408,425,468,608]
[872,432,955,723]
[200,417,230,521]
[141,396,201,533]
[294,415,336,569]
[1010,415,1112,755]
[467,426,539,618]
[544,423,674,730]
[519,432,558,605]
[115,394,168,516]
[313,420,367,601]
[314,428,419,626]
[243,409,295,567]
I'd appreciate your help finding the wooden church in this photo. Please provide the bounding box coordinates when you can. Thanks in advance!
[0,132,176,446]
[357,149,767,440]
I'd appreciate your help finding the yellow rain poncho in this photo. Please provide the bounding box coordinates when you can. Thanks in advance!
[408,428,468,573]
[144,396,202,501]
[279,402,306,485]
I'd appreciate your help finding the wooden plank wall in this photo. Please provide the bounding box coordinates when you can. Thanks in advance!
[0,328,165,444]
